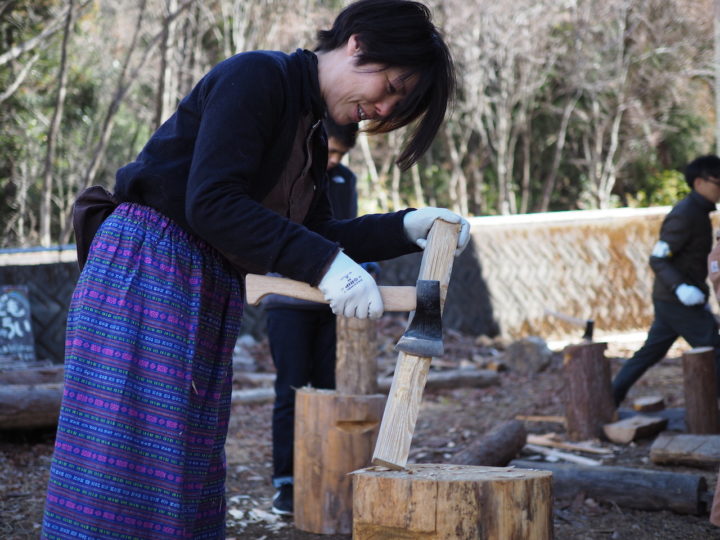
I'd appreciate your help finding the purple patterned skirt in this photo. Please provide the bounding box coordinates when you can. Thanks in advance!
[42,203,243,539]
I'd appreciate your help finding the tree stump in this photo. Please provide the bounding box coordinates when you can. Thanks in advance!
[352,464,553,539]
[562,342,616,441]
[682,347,719,434]
[293,388,385,534]
[336,316,377,395]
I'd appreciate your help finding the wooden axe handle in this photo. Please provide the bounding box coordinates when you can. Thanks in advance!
[244,274,417,312]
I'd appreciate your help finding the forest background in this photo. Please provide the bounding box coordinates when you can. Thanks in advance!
[1,0,718,249]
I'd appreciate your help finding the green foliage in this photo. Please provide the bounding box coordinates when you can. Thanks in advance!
[626,169,689,207]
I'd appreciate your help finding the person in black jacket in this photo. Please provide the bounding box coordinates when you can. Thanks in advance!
[612,155,720,407]
[42,2,470,538]
[264,118,373,515]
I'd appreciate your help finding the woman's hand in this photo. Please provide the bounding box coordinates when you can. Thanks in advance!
[318,251,384,319]
[403,207,470,256]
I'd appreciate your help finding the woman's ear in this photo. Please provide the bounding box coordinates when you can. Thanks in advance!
[346,34,362,57]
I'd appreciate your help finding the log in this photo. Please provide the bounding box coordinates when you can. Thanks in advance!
[231,368,498,393]
[449,420,527,466]
[711,464,720,526]
[510,459,708,515]
[407,367,498,390]
[294,387,384,535]
[352,464,553,539]
[603,415,668,444]
[650,433,720,469]
[336,316,378,394]
[0,368,497,430]
[0,364,64,385]
[682,347,720,434]
[0,383,62,429]
[562,342,616,441]
[372,220,459,470]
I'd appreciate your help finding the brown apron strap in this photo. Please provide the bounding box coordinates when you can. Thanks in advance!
[72,185,119,270]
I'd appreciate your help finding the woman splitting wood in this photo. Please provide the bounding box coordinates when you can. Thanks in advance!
[41,1,469,538]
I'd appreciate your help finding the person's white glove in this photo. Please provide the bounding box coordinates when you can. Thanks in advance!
[318,251,384,319]
[403,207,470,256]
[675,283,705,306]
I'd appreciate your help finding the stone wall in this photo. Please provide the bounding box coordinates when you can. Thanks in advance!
[3,206,717,361]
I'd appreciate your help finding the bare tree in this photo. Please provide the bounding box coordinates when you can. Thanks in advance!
[39,0,76,246]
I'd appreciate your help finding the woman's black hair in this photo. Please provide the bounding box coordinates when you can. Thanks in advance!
[316,0,456,171]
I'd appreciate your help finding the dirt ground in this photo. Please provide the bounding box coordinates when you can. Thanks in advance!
[2,316,720,539]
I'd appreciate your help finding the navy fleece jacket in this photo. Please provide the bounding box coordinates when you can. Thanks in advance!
[115,49,418,285]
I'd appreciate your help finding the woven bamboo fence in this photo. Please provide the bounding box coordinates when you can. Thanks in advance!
[381,206,720,341]
[468,207,720,340]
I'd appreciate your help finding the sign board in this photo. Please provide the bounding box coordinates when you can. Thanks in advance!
[0,285,35,362]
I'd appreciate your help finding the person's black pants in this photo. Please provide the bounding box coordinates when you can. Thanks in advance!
[612,300,720,406]
[266,308,336,486]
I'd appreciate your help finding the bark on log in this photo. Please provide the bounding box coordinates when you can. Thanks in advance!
[294,387,384,535]
[682,347,720,434]
[650,433,720,469]
[711,464,720,526]
[0,364,64,385]
[511,459,708,515]
[562,342,616,441]
[336,316,377,395]
[0,383,62,429]
[449,420,527,466]
[353,464,553,539]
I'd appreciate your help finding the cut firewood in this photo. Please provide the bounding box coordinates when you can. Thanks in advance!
[650,433,720,469]
[511,460,708,515]
[526,433,612,455]
[449,420,527,466]
[603,415,668,444]
[632,395,665,412]
[515,414,566,425]
[523,443,602,466]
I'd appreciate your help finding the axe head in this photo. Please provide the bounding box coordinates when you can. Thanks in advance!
[394,280,444,357]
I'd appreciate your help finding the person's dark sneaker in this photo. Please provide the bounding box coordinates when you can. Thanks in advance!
[272,484,293,516]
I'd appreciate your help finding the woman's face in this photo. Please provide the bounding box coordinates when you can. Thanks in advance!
[321,35,416,126]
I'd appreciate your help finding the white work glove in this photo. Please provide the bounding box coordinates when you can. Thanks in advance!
[675,283,705,306]
[403,207,470,256]
[318,251,384,319]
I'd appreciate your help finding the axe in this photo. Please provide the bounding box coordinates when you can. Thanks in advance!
[544,308,594,341]
[245,274,444,357]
